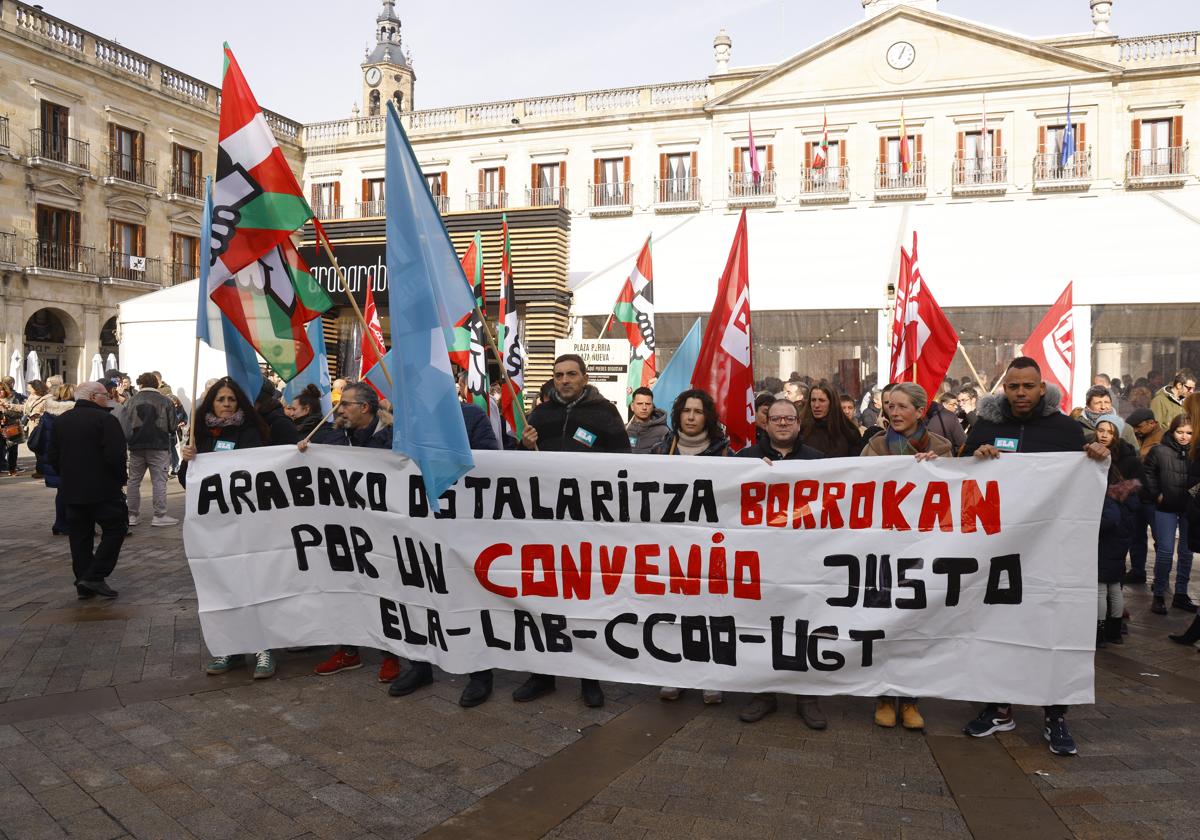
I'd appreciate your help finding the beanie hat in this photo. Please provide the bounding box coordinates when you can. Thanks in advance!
[1096,412,1125,438]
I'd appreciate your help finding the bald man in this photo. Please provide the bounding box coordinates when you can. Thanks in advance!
[47,382,128,599]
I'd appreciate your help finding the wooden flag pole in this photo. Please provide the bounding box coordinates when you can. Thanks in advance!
[599,312,615,336]
[187,336,202,449]
[317,236,392,388]
[956,344,988,392]
[301,404,339,445]
[466,290,532,434]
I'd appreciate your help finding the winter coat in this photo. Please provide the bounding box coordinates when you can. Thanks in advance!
[258,402,299,445]
[30,402,72,488]
[1151,386,1186,430]
[461,402,500,451]
[1143,435,1193,513]
[737,438,826,462]
[311,415,392,449]
[650,431,730,457]
[860,430,954,458]
[525,385,631,454]
[1107,439,1147,490]
[116,388,174,451]
[1077,411,1139,449]
[924,402,966,450]
[626,409,670,454]
[962,384,1085,456]
[22,393,50,434]
[1,401,25,445]
[1099,488,1140,583]
[178,420,266,487]
[1186,458,1200,553]
[292,412,323,440]
[46,400,128,504]
[801,416,863,458]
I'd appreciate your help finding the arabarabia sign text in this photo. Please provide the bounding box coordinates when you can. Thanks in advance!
[185,449,1104,705]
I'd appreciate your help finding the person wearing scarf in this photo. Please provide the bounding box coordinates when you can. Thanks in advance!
[861,382,954,731]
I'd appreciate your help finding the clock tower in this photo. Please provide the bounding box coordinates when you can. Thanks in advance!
[361,0,414,116]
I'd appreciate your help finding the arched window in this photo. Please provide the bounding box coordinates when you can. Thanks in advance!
[368,89,380,117]
[392,91,403,111]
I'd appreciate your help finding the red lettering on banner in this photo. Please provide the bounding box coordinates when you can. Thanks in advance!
[709,533,729,594]
[599,545,627,595]
[918,482,954,532]
[961,480,1001,534]
[792,480,818,529]
[849,482,875,529]
[475,543,517,598]
[668,545,702,596]
[766,483,789,527]
[560,543,592,599]
[733,551,761,600]
[522,544,559,597]
[741,482,766,525]
[634,545,665,595]
[881,481,915,530]
[821,483,846,529]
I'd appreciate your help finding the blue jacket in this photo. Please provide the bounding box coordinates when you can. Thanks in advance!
[461,403,499,451]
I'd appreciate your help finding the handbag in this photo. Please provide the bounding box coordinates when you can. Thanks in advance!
[2,423,20,440]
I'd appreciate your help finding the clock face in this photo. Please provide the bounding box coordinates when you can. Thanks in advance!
[886,41,916,70]
[365,67,382,87]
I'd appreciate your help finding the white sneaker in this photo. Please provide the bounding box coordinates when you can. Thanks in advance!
[702,690,723,705]
[659,687,682,701]
[151,515,179,527]
[127,514,140,526]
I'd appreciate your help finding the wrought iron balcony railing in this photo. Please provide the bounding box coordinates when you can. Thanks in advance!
[106,151,156,188]
[29,128,89,170]
[526,185,568,208]
[24,239,96,275]
[1126,146,1189,183]
[168,168,202,199]
[466,191,508,211]
[728,170,777,200]
[589,181,633,209]
[875,159,927,193]
[952,156,1009,189]
[313,203,343,220]
[654,176,700,205]
[358,199,386,217]
[169,261,198,286]
[800,166,850,197]
[1033,149,1093,186]
[101,252,161,284]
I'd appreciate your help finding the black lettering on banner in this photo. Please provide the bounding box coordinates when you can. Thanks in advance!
[555,479,583,521]
[326,524,354,572]
[197,475,228,515]
[292,524,320,571]
[229,470,256,514]
[542,613,572,652]
[770,616,808,672]
[590,481,615,522]
[633,481,660,522]
[680,614,709,663]
[849,629,885,666]
[426,609,447,651]
[465,475,491,518]
[605,612,638,659]
[809,626,844,672]
[285,467,315,506]
[350,528,377,578]
[662,484,687,523]
[825,554,860,607]
[494,477,526,519]
[513,610,544,652]
[932,557,979,607]
[398,603,427,645]
[255,471,289,510]
[393,537,448,594]
[409,476,429,518]
[617,470,630,521]
[863,554,893,609]
[480,610,511,650]
[984,554,1023,604]
[690,480,717,523]
[380,598,402,640]
[709,615,737,666]
[645,613,681,662]
[338,470,366,509]
[366,473,387,510]
[896,558,927,609]
[434,489,456,520]
[317,469,344,507]
[528,479,553,520]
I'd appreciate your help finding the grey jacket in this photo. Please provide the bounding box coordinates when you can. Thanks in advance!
[115,389,173,451]
[626,408,670,454]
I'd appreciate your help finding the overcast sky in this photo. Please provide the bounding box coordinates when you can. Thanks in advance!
[40,0,1198,123]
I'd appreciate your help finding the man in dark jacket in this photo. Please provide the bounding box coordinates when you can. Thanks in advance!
[515,354,631,708]
[47,381,128,599]
[735,398,829,731]
[118,372,177,528]
[626,387,669,453]
[961,357,1110,758]
[257,381,300,446]
[925,397,966,451]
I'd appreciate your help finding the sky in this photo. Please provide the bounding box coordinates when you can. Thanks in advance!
[40,0,1199,123]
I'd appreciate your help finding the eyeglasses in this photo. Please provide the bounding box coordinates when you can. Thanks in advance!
[339,400,367,407]
[768,416,797,425]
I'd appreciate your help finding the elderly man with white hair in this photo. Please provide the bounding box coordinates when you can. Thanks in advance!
[47,381,128,599]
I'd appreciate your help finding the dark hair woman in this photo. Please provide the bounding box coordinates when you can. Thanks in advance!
[288,384,325,439]
[1170,394,1200,646]
[256,381,300,445]
[651,389,728,457]
[178,376,275,678]
[800,381,864,458]
[1143,412,1195,616]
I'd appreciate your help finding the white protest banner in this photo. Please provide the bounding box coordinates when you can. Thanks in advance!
[184,448,1105,705]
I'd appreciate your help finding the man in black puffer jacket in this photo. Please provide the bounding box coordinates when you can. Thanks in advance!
[960,357,1110,759]
[514,354,631,709]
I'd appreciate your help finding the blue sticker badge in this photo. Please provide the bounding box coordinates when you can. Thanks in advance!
[573,427,598,447]
[213,440,237,452]
[994,437,1019,453]
[628,435,638,448]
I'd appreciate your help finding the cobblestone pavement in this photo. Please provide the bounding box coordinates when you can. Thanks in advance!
[3,453,1200,840]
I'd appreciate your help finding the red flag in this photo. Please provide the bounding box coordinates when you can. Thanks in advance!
[899,101,911,175]
[1021,283,1074,413]
[891,232,958,404]
[692,210,754,451]
[889,246,913,382]
[360,279,386,396]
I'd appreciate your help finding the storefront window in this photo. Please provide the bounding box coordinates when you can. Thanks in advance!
[1092,303,1200,392]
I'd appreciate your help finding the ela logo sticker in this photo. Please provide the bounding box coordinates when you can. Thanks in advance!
[214,440,237,452]
[573,427,598,447]
[994,437,1019,452]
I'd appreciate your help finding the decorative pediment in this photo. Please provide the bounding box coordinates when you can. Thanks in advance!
[707,6,1123,110]
[104,193,150,217]
[26,172,83,205]
[167,209,203,230]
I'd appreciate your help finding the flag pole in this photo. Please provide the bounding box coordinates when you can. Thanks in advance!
[301,404,339,445]
[956,344,987,392]
[461,278,531,432]
[316,233,392,388]
[187,336,201,449]
[599,312,615,336]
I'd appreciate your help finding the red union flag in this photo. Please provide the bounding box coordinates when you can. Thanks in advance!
[693,209,754,451]
[1022,283,1074,413]
[890,232,958,403]
[360,278,386,396]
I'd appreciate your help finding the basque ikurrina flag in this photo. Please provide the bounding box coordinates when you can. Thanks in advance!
[208,44,331,381]
[607,235,656,402]
[448,231,490,413]
[497,215,526,437]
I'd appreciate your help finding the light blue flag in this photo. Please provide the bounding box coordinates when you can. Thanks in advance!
[652,317,703,428]
[384,101,474,509]
[362,349,393,404]
[199,176,262,401]
[282,318,333,416]
[1060,88,1075,168]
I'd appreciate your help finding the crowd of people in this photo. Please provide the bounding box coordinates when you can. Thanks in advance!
[5,353,1198,759]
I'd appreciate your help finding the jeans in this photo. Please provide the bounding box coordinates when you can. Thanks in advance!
[66,497,128,583]
[4,442,16,472]
[1152,509,1193,597]
[127,449,170,518]
[1128,500,1156,575]
[1097,582,1124,620]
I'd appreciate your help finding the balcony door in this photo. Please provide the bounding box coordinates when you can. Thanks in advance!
[597,157,628,203]
[173,144,202,196]
[885,137,914,176]
[36,205,79,270]
[40,101,69,160]
[110,125,143,181]
[1140,119,1173,173]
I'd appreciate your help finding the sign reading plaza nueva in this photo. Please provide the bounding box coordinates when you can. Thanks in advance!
[184,448,1105,706]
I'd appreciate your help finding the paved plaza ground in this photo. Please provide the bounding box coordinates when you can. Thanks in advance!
[3,453,1200,840]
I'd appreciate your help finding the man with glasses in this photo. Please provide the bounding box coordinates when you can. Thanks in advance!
[734,398,829,731]
[1152,370,1196,431]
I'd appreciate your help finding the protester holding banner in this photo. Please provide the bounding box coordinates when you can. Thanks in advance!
[1142,414,1196,616]
[961,356,1109,757]
[801,381,863,458]
[626,387,669,454]
[515,354,631,709]
[1095,414,1142,647]
[736,397,828,730]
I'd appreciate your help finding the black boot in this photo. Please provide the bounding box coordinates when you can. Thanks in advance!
[1168,615,1200,645]
[1095,621,1107,649]
[388,661,433,696]
[1152,596,1168,615]
[1172,594,1198,613]
[1104,617,1124,645]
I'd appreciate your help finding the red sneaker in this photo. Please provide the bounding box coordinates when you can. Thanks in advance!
[314,648,363,676]
[378,655,400,683]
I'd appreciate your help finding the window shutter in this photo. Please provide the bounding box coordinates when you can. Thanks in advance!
[956,132,964,161]
[559,160,566,185]
[1172,115,1183,148]
[992,129,1002,157]
[499,166,506,192]
[171,142,179,170]
[108,122,116,155]
[593,158,601,185]
[134,130,144,163]
[915,134,923,161]
[440,172,447,196]
[196,150,203,175]
[732,147,742,173]
[531,163,538,190]
[623,156,630,184]
[766,145,773,171]
[1130,120,1141,151]
[310,184,319,207]
[171,232,178,264]
[109,220,117,249]
[658,153,667,182]
[804,142,812,169]
[1038,126,1047,155]
[878,136,887,163]
[839,140,847,167]
[361,179,370,203]
[689,151,697,179]
[333,181,340,209]
[136,225,145,256]
[1077,123,1086,152]
[478,169,485,194]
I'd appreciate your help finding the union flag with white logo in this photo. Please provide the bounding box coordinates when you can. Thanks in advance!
[889,231,958,403]
[1021,283,1074,413]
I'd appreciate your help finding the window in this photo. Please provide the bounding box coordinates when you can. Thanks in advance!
[109,124,145,182]
[39,101,70,161]
[310,182,341,218]
[424,173,444,196]
[363,178,385,201]
[393,91,403,111]
[1037,123,1087,180]
[477,167,505,209]
[658,152,697,202]
[530,162,565,206]
[368,90,380,117]
[108,220,146,279]
[878,135,923,188]
[34,205,81,271]
[803,140,845,191]
[172,144,202,197]
[171,233,200,284]
[956,130,1002,183]
[1131,117,1184,176]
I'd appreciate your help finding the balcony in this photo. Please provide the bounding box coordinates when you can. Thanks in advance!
[1033,149,1093,192]
[727,170,777,208]
[0,116,9,150]
[526,185,569,208]
[800,166,850,203]
[874,160,927,200]
[654,176,701,213]
[432,194,449,214]
[951,156,1009,196]
[466,191,508,211]
[169,261,198,286]
[358,199,386,217]
[100,252,161,286]
[104,151,157,190]
[24,239,97,276]
[166,168,203,202]
[587,182,633,217]
[28,129,90,173]
[1125,146,1189,189]
[313,204,343,220]
[0,231,17,265]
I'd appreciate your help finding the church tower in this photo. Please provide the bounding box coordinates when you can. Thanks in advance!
[361,0,414,116]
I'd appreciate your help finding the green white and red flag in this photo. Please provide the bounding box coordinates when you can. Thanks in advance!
[448,231,490,413]
[208,44,330,381]
[606,235,656,403]
[497,215,526,437]
[812,109,829,169]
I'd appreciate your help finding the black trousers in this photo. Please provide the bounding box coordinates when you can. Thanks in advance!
[66,498,128,583]
[4,442,17,472]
